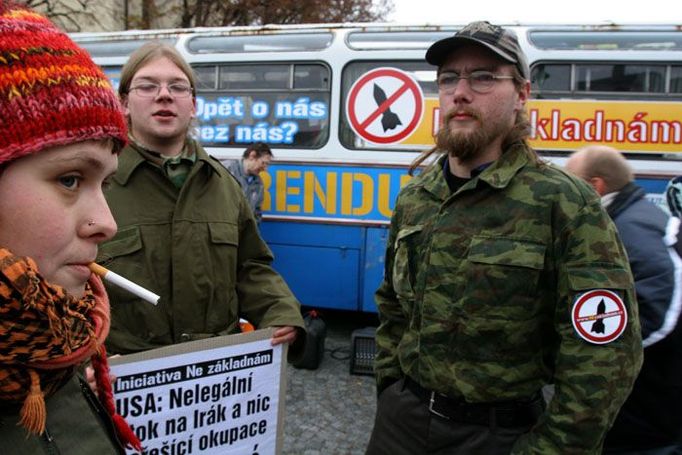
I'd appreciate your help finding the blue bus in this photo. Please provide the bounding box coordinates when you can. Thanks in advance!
[73,23,682,312]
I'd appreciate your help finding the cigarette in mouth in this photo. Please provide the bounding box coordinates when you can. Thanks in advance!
[89,262,160,305]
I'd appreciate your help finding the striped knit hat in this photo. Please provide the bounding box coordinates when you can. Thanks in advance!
[0,1,126,164]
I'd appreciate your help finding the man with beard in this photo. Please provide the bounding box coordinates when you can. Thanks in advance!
[365,22,643,455]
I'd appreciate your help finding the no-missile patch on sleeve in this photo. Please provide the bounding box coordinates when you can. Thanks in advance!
[571,289,627,344]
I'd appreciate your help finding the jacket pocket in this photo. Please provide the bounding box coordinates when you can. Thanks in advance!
[453,236,548,362]
[392,225,424,302]
[209,222,239,247]
[464,236,546,320]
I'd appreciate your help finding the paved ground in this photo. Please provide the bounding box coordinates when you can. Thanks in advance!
[282,310,379,455]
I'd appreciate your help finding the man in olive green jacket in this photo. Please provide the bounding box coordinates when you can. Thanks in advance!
[97,42,304,356]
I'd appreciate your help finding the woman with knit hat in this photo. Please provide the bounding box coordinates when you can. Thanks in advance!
[0,1,141,453]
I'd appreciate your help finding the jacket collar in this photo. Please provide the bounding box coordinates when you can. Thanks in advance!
[606,182,645,219]
[114,138,224,185]
[229,158,248,180]
[421,142,531,200]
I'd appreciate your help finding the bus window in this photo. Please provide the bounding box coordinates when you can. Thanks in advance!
[531,64,571,92]
[294,65,329,90]
[76,38,176,58]
[346,30,455,50]
[219,64,289,90]
[576,64,665,93]
[529,30,682,51]
[194,66,217,90]
[340,60,435,150]
[672,66,682,93]
[193,63,330,149]
[187,33,333,54]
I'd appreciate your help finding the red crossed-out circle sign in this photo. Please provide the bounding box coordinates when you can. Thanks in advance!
[346,67,424,144]
[572,289,628,344]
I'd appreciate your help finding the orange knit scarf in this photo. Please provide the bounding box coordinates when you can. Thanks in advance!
[0,248,141,451]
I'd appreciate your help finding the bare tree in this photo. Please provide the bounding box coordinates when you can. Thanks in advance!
[20,0,106,31]
[22,0,394,31]
[169,0,393,29]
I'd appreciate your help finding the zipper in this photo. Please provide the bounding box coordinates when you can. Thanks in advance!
[41,427,61,455]
[78,377,126,454]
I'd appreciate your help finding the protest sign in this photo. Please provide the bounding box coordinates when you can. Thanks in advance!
[109,329,285,455]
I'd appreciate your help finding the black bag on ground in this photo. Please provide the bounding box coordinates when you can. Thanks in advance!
[292,311,326,370]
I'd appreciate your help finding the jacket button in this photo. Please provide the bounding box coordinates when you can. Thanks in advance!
[180,333,191,342]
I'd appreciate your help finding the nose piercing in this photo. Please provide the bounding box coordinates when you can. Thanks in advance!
[88,220,96,226]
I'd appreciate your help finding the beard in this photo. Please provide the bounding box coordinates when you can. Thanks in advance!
[436,109,512,164]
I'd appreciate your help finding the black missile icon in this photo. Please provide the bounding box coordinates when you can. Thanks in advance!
[373,84,402,132]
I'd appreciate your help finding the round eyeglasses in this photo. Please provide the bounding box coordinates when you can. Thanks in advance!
[128,82,193,98]
[437,70,515,94]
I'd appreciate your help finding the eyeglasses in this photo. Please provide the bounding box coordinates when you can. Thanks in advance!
[128,82,193,98]
[437,70,515,94]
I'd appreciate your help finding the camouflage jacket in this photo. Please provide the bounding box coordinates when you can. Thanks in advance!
[374,144,643,454]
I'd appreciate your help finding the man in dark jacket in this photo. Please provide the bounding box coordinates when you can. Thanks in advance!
[566,145,682,454]
[222,142,273,224]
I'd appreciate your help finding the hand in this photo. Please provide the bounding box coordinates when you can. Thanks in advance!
[271,325,298,346]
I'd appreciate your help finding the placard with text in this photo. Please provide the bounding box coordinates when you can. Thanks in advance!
[110,329,285,455]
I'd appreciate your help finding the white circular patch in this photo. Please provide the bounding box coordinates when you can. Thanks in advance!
[571,289,627,344]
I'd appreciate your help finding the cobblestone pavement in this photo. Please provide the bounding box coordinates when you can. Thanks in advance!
[282,310,379,455]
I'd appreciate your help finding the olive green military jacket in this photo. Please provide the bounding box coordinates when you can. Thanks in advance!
[97,139,304,355]
[374,144,643,454]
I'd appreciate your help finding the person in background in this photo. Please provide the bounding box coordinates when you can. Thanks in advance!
[667,176,682,219]
[0,1,140,452]
[566,146,682,455]
[667,176,682,260]
[223,142,273,224]
[98,42,304,357]
[366,21,642,454]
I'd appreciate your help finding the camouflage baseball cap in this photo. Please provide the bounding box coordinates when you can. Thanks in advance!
[426,21,529,80]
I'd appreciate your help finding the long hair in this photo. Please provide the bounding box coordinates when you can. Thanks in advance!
[118,42,197,134]
[118,41,196,100]
[408,65,536,175]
